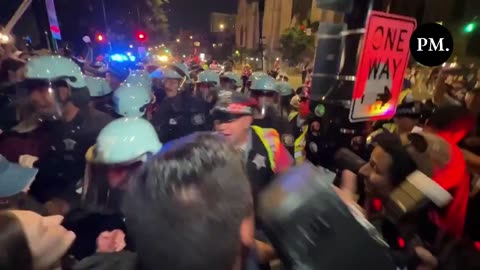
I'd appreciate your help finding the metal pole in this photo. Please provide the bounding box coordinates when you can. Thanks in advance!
[258,0,265,71]
[101,0,108,32]
[100,0,112,52]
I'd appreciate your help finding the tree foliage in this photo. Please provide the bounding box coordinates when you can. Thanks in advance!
[279,26,315,65]
[143,0,169,39]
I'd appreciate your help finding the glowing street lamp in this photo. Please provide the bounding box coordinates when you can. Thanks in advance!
[219,24,225,30]
[176,38,181,43]
[189,35,193,40]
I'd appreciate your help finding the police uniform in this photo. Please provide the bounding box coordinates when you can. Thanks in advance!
[253,111,295,158]
[212,91,293,203]
[250,75,296,157]
[152,93,210,143]
[287,111,309,164]
[31,108,112,203]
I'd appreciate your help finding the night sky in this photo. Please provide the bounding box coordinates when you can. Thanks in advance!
[167,0,237,33]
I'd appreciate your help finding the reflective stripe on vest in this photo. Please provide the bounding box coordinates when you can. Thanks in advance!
[398,89,412,105]
[382,123,396,133]
[294,125,308,164]
[251,125,280,172]
[288,111,298,122]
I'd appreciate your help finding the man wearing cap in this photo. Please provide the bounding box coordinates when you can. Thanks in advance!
[212,91,293,202]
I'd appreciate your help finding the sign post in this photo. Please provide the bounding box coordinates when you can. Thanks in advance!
[349,11,416,122]
[45,0,61,42]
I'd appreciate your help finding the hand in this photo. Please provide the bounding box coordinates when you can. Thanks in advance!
[19,154,39,168]
[96,229,126,253]
[415,246,438,270]
[255,240,276,263]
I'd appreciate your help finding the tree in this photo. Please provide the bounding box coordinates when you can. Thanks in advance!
[143,0,169,40]
[279,26,315,65]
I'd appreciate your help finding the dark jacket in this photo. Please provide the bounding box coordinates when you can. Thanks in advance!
[74,252,137,270]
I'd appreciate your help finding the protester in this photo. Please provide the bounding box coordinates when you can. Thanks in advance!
[0,210,76,270]
[123,132,257,270]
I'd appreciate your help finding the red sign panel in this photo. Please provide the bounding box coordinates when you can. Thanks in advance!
[349,11,416,122]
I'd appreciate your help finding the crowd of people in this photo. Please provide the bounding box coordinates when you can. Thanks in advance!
[1,39,480,270]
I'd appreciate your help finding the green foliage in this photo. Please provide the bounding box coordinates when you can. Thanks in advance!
[144,0,169,39]
[279,26,315,65]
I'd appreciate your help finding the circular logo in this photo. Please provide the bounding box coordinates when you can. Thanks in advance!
[410,23,453,67]
[191,113,206,126]
[314,104,325,117]
[281,134,295,147]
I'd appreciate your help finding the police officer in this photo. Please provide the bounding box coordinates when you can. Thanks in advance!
[84,76,113,115]
[165,62,191,93]
[220,71,242,92]
[287,87,312,164]
[112,84,152,118]
[249,75,296,157]
[245,71,268,94]
[212,90,293,202]
[152,67,210,143]
[276,80,294,118]
[23,55,112,204]
[83,117,162,211]
[65,117,162,258]
[194,69,220,110]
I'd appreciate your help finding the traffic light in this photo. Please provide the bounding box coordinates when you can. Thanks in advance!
[96,33,105,42]
[136,31,147,42]
[464,22,476,33]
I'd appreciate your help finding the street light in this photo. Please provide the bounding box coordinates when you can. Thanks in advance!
[189,35,193,40]
[176,38,180,43]
[219,24,225,31]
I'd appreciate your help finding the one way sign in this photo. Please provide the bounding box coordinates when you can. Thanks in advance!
[349,11,416,122]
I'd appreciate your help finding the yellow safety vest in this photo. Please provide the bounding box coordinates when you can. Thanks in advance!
[294,126,308,164]
[251,125,281,172]
[382,123,396,133]
[287,111,308,164]
[366,123,396,145]
[398,88,412,105]
[288,111,298,122]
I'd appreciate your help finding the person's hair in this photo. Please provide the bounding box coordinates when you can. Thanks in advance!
[0,57,25,82]
[427,104,473,131]
[372,132,417,187]
[123,132,253,270]
[0,211,33,270]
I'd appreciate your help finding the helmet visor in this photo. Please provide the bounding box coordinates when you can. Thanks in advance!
[26,79,68,120]
[250,90,279,117]
[195,83,217,102]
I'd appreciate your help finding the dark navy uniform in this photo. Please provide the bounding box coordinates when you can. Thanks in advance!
[30,108,112,203]
[151,92,211,143]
